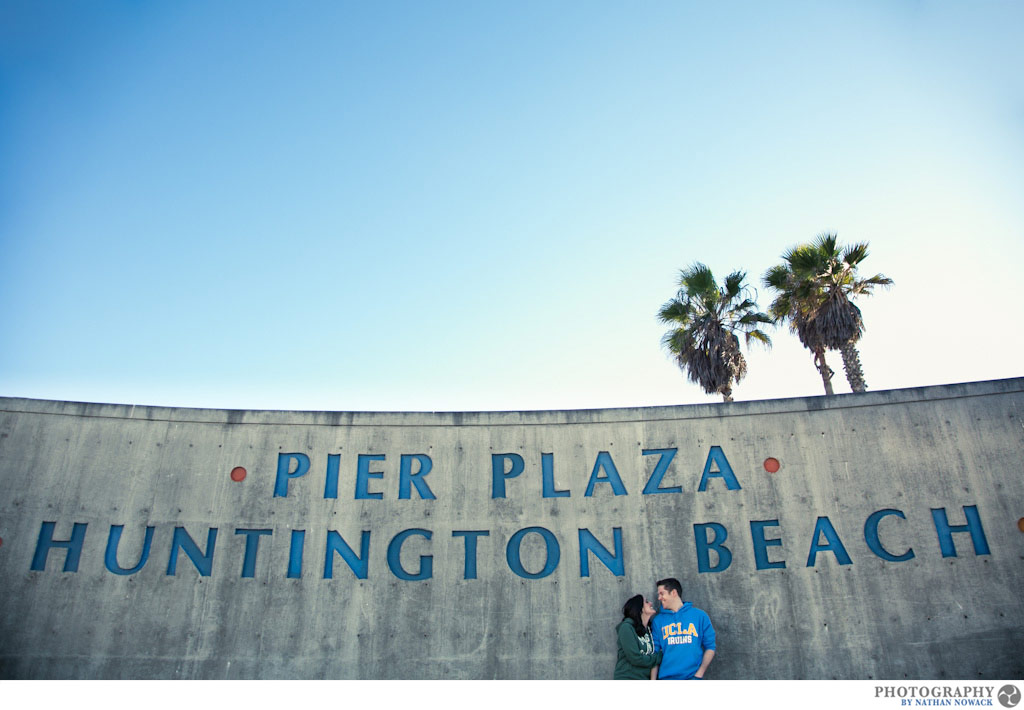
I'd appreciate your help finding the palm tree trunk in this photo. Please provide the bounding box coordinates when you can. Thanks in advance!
[721,385,734,403]
[840,342,867,392]
[814,347,834,395]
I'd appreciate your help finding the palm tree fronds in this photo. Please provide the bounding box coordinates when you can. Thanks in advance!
[658,264,773,401]
[657,298,691,324]
[842,242,870,266]
[762,232,893,393]
[745,329,773,348]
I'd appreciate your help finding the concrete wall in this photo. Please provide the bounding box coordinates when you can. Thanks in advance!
[1,379,1022,680]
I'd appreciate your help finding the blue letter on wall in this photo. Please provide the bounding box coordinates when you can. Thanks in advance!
[235,528,273,578]
[642,448,681,494]
[387,528,433,581]
[750,520,785,570]
[584,452,627,497]
[806,517,852,567]
[399,454,436,500]
[275,453,310,497]
[105,525,155,575]
[931,505,990,558]
[324,530,371,579]
[542,453,570,498]
[324,453,341,499]
[694,523,732,573]
[578,528,624,577]
[167,527,218,576]
[31,522,88,572]
[698,446,741,491]
[287,530,305,579]
[452,530,489,580]
[492,453,524,498]
[355,454,385,500]
[864,509,914,562]
[506,527,560,579]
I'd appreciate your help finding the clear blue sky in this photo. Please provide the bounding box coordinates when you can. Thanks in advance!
[2,1,1022,412]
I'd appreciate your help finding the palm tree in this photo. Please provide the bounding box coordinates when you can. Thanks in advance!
[658,263,772,402]
[763,261,836,395]
[764,233,893,393]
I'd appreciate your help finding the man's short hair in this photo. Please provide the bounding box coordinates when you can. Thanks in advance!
[657,577,682,597]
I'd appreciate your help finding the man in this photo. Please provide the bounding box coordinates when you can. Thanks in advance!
[650,577,716,680]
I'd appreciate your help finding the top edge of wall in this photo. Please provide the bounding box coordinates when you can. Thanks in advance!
[1,378,1022,428]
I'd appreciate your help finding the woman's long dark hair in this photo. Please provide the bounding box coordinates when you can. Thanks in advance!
[622,594,651,637]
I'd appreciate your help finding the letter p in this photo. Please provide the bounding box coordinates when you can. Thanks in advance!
[491,453,524,498]
[274,453,310,497]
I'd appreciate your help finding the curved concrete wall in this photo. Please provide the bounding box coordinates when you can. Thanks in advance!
[1,379,1022,679]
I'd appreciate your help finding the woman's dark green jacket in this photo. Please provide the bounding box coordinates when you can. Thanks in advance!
[613,618,663,679]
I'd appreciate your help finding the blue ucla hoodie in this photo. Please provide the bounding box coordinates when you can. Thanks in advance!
[650,602,716,679]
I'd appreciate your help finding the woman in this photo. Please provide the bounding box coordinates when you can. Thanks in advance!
[613,594,662,679]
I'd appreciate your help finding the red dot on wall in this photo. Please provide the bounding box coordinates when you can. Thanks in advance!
[230,467,247,482]
[763,457,780,473]
[1018,518,1024,533]
[0,537,4,548]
